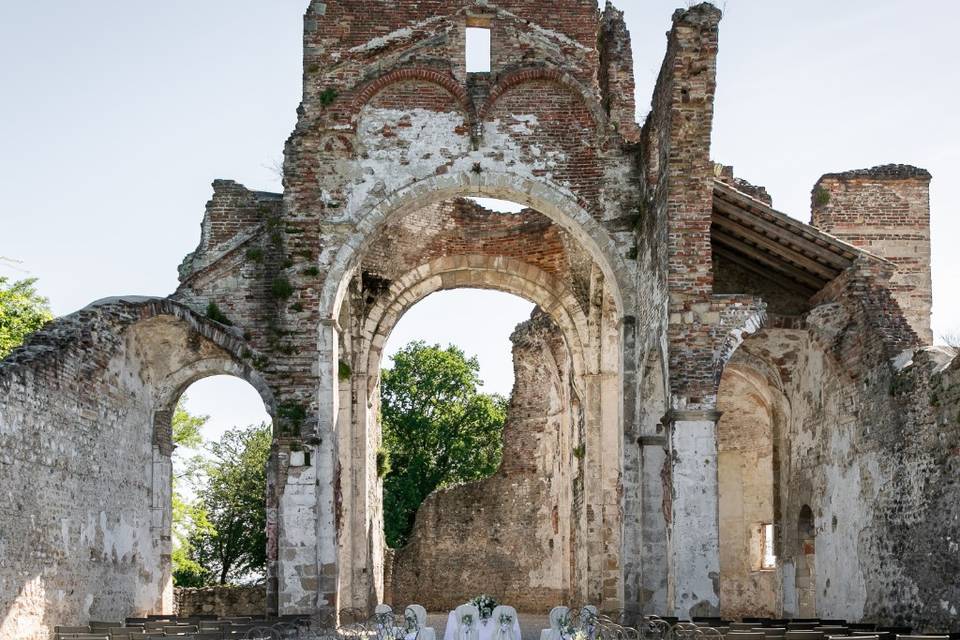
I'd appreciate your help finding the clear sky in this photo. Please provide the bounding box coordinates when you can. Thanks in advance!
[2,1,957,439]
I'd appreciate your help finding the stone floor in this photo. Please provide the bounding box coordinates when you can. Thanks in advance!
[425,613,550,640]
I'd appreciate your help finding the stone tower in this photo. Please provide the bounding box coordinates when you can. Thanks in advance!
[811,165,933,343]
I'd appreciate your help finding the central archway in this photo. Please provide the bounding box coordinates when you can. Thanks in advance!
[322,189,630,614]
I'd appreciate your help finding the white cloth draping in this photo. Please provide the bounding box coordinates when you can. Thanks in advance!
[540,606,570,640]
[408,629,437,640]
[443,611,521,640]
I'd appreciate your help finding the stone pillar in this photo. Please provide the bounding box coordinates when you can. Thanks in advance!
[668,409,722,618]
[274,318,339,616]
[151,443,174,614]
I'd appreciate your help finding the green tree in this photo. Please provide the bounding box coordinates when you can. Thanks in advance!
[381,342,507,548]
[188,423,271,584]
[171,397,212,587]
[0,277,53,358]
[173,396,207,450]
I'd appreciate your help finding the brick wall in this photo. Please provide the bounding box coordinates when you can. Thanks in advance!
[0,299,263,640]
[811,165,933,344]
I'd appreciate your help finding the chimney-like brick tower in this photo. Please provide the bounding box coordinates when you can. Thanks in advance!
[811,164,933,344]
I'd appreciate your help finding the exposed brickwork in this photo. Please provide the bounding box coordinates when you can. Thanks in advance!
[812,165,933,344]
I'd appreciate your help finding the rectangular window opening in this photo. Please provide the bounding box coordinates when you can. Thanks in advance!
[466,27,491,73]
[761,523,777,569]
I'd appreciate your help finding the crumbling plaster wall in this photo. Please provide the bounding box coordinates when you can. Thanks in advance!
[729,261,958,629]
[391,311,577,612]
[0,299,266,640]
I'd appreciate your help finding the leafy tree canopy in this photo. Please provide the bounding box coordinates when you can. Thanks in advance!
[173,396,208,450]
[187,423,271,585]
[171,396,211,586]
[0,277,53,358]
[381,341,507,548]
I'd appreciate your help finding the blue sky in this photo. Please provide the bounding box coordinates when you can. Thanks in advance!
[2,1,957,438]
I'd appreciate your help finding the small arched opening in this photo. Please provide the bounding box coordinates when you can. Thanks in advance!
[796,505,817,618]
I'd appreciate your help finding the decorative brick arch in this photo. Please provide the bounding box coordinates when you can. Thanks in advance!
[479,67,606,130]
[358,255,591,395]
[351,67,474,121]
[319,171,634,325]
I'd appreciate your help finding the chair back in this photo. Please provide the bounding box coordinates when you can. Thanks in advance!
[455,604,482,640]
[549,606,570,636]
[411,605,428,626]
[491,605,518,640]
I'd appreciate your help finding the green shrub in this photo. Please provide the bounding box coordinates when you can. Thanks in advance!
[271,277,294,299]
[205,302,232,326]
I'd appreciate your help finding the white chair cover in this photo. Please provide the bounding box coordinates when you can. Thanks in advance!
[454,604,481,640]
[376,604,395,616]
[407,604,428,628]
[490,605,519,640]
[404,605,436,640]
[540,606,570,640]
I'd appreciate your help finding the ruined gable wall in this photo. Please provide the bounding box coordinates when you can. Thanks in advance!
[390,311,576,612]
[0,300,256,640]
[174,180,327,614]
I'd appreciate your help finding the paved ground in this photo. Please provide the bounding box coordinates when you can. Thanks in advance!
[425,613,550,640]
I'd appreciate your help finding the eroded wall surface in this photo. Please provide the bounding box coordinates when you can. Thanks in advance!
[391,312,577,612]
[0,300,263,640]
[729,272,958,628]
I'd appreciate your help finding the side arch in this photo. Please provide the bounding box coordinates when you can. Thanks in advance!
[351,68,474,121]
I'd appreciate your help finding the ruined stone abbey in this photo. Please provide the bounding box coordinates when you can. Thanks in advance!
[2,2,957,639]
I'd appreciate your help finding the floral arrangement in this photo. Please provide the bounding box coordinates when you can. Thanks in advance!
[498,612,514,626]
[469,594,499,620]
[461,613,474,628]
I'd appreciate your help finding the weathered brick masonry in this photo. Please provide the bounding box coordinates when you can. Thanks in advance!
[0,1,955,638]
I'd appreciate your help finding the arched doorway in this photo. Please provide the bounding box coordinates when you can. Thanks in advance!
[167,376,272,598]
[716,357,787,618]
